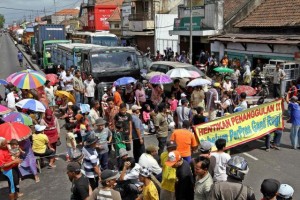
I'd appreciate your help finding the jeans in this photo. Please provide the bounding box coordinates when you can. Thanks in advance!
[98,152,109,170]
[133,138,145,163]
[157,137,167,156]
[290,125,300,149]
[265,134,271,149]
[273,130,282,146]
[75,92,83,106]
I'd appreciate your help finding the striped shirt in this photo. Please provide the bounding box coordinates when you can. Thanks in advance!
[82,147,99,178]
[88,188,121,200]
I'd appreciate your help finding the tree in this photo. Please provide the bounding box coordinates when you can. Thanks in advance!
[0,14,5,29]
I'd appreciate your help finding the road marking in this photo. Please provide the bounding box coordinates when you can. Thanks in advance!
[243,152,259,161]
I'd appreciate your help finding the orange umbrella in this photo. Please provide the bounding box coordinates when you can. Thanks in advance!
[0,122,32,141]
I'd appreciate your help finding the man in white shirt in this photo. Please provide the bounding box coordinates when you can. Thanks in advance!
[84,74,96,105]
[58,65,66,89]
[138,145,162,181]
[237,92,248,111]
[63,70,74,93]
[273,64,286,98]
[6,90,17,111]
[89,101,100,126]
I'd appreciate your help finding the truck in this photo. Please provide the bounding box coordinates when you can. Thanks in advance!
[34,24,66,67]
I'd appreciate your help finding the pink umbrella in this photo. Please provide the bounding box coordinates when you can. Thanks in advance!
[0,105,12,115]
[189,71,201,79]
[6,72,18,82]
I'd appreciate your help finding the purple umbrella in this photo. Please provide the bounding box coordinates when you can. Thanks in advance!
[149,74,173,84]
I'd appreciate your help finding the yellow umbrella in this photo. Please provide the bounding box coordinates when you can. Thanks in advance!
[55,91,76,104]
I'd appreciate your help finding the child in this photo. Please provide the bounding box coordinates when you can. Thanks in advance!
[9,139,24,161]
[113,122,126,157]
[142,104,151,123]
[192,107,208,125]
[65,123,77,162]
[168,94,178,115]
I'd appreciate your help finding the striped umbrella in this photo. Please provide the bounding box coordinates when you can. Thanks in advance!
[15,99,46,112]
[10,70,46,89]
[3,112,33,126]
[6,69,35,82]
[0,105,11,115]
[0,79,8,85]
[0,122,32,141]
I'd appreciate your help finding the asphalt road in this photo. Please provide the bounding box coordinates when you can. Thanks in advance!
[0,34,299,200]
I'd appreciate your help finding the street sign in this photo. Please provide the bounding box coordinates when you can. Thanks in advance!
[173,17,203,31]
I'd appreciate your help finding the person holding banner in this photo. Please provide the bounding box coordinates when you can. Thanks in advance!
[286,96,300,149]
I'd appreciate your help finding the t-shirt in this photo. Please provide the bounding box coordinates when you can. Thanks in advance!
[0,149,17,171]
[32,133,49,154]
[59,70,66,88]
[94,128,112,154]
[88,187,121,200]
[223,81,232,91]
[64,75,74,91]
[71,175,90,200]
[123,163,141,181]
[114,112,132,132]
[132,114,144,140]
[170,129,198,157]
[66,132,77,148]
[175,160,194,200]
[84,79,96,97]
[206,88,218,111]
[193,115,208,125]
[45,86,54,102]
[89,108,100,125]
[6,92,16,110]
[138,153,162,175]
[175,106,192,128]
[142,180,159,200]
[154,112,168,138]
[210,152,231,182]
[135,89,146,103]
[168,99,178,112]
[273,69,286,84]
[160,151,176,192]
[288,102,300,125]
[114,91,123,106]
[239,100,248,111]
[82,146,99,178]
[73,76,84,92]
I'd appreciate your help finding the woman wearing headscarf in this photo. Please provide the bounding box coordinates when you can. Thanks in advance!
[40,109,60,153]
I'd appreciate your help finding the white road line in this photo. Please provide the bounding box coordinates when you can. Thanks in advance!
[243,152,259,161]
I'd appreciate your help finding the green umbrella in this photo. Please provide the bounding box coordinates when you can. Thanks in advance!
[214,67,234,73]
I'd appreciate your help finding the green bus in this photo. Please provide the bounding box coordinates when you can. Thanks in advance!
[42,40,71,68]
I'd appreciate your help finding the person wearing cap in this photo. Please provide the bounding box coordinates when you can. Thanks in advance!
[88,169,121,200]
[82,134,101,190]
[171,79,184,100]
[0,137,23,200]
[154,103,169,156]
[286,95,300,149]
[84,74,96,106]
[32,124,56,168]
[175,99,192,128]
[277,184,294,200]
[67,162,91,200]
[94,118,112,170]
[170,120,198,163]
[209,156,256,200]
[136,167,159,200]
[165,150,194,200]
[131,104,146,163]
[261,179,280,200]
[194,157,213,200]
[138,145,162,181]
[206,82,219,121]
[160,141,177,200]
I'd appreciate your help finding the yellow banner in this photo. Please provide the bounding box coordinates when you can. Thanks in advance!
[194,99,284,151]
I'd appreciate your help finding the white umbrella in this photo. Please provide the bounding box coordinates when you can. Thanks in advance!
[166,68,192,78]
[15,99,46,112]
[187,78,211,87]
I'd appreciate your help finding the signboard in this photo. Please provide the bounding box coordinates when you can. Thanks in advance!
[173,17,203,31]
[194,99,284,151]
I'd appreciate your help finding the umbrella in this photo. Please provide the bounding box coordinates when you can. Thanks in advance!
[6,72,18,82]
[145,72,165,80]
[189,71,201,79]
[0,122,32,141]
[15,99,46,112]
[10,70,46,89]
[45,74,58,86]
[187,78,212,87]
[115,77,136,86]
[235,85,257,96]
[0,105,12,115]
[149,74,173,84]
[3,112,33,126]
[214,67,234,73]
[166,68,192,78]
[0,79,8,85]
[55,90,76,104]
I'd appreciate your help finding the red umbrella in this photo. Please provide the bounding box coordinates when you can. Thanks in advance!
[0,122,32,141]
[235,85,256,96]
[45,74,58,86]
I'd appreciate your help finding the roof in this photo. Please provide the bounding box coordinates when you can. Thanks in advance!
[107,7,121,22]
[224,0,250,22]
[235,0,300,27]
[54,9,79,16]
[95,0,123,6]
[209,33,300,45]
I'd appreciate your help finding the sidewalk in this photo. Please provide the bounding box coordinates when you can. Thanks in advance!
[17,44,42,73]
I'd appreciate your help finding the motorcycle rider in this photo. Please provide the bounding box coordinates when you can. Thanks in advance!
[251,67,262,88]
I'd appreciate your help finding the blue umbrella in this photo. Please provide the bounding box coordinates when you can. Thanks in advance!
[115,77,136,86]
[15,99,46,112]
[0,79,8,85]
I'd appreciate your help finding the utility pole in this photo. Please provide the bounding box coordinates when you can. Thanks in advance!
[189,0,193,63]
[54,0,57,24]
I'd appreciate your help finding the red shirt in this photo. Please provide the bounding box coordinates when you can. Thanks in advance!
[0,149,16,171]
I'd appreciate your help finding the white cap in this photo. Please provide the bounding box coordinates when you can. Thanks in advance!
[181,93,187,97]
[278,184,294,198]
[68,102,73,106]
[131,105,142,111]
[35,125,46,132]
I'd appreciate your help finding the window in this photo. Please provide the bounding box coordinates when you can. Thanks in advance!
[114,24,120,29]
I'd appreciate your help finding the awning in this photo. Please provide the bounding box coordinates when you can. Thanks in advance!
[169,30,218,36]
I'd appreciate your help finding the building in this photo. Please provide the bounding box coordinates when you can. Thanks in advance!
[51,9,80,24]
[107,7,121,37]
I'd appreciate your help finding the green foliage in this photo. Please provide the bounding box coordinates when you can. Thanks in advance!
[0,14,5,29]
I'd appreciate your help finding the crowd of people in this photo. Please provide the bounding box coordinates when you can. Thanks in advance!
[0,52,299,200]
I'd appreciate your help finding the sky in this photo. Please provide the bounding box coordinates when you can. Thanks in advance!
[0,0,83,25]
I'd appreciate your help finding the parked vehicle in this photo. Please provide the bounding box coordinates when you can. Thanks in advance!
[68,31,119,46]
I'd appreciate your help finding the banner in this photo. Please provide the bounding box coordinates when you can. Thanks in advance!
[194,99,284,151]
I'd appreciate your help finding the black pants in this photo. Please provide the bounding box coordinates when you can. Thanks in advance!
[133,138,145,163]
[89,176,99,190]
[4,167,20,193]
[273,84,281,98]
[157,137,167,156]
